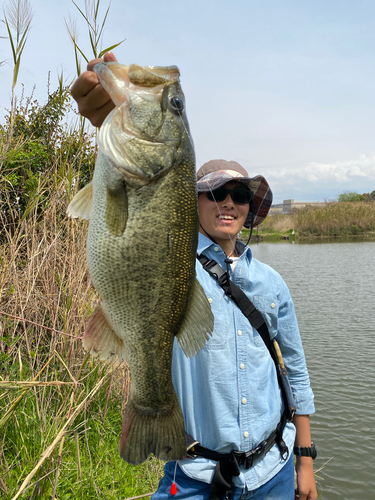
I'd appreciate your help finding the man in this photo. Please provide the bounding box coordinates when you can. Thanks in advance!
[71,54,317,500]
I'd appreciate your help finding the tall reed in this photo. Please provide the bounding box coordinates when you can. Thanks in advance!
[256,201,375,239]
[292,201,375,236]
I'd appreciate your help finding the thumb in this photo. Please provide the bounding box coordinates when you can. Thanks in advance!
[103,51,118,62]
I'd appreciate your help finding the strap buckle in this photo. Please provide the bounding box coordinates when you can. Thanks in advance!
[202,259,231,296]
[233,439,268,470]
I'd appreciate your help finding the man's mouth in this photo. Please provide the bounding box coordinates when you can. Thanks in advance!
[218,215,235,221]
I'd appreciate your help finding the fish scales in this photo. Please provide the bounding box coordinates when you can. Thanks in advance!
[67,62,213,464]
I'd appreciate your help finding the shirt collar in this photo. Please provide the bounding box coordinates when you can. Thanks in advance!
[197,233,253,262]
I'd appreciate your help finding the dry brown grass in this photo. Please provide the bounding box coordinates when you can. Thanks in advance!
[0,177,148,498]
[0,182,93,372]
[256,201,375,239]
[267,214,294,232]
[292,201,375,236]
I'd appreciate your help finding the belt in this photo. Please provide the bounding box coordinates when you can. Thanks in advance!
[186,413,289,500]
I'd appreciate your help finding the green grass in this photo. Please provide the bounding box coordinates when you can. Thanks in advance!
[0,362,164,499]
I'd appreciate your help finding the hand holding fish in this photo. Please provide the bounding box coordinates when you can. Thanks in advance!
[71,51,117,127]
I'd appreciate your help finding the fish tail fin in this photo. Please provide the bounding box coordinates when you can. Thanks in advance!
[119,394,186,465]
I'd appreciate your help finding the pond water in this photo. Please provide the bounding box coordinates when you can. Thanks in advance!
[251,239,375,500]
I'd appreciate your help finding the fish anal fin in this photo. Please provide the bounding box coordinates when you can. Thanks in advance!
[66,182,93,219]
[83,304,126,362]
[176,277,214,358]
[105,182,128,236]
[119,395,186,465]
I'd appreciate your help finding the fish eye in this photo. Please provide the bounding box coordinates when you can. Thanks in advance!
[169,96,184,113]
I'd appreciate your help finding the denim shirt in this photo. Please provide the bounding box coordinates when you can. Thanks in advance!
[172,234,315,490]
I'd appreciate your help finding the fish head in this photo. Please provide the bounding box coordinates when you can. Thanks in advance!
[95,62,194,187]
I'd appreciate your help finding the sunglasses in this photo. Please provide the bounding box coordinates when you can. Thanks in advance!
[206,186,253,205]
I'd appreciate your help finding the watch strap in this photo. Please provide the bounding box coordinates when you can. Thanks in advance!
[293,442,317,459]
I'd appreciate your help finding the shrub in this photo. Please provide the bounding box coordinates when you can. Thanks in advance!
[0,87,95,230]
[338,191,361,202]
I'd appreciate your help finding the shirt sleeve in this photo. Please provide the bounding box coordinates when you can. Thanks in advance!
[275,280,315,415]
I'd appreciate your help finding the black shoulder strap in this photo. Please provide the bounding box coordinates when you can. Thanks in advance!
[197,253,295,421]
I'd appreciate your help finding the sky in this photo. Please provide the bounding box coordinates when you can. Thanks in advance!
[1,0,375,203]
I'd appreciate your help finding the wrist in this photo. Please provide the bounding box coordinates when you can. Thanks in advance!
[295,455,315,467]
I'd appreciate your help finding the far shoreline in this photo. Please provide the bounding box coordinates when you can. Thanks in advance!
[240,201,375,243]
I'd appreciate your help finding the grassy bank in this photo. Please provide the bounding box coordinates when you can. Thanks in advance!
[246,201,375,241]
[0,174,164,500]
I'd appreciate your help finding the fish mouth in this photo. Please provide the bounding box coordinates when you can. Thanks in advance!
[95,62,181,142]
[94,63,180,107]
[95,62,183,186]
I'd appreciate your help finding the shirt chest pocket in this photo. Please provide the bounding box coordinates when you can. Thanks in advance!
[251,296,280,347]
[202,291,233,350]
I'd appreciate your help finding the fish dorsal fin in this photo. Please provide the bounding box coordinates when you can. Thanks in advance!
[83,304,127,363]
[66,182,93,219]
[176,277,214,357]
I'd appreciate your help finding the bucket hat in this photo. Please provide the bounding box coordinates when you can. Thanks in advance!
[196,159,273,228]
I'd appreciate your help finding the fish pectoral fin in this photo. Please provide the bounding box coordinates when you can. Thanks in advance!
[66,182,93,219]
[83,304,127,362]
[105,181,128,236]
[176,277,214,358]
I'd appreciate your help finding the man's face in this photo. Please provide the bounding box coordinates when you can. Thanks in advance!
[198,181,250,248]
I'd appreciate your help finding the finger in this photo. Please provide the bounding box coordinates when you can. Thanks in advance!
[71,71,99,100]
[87,57,104,72]
[78,82,113,116]
[88,100,116,128]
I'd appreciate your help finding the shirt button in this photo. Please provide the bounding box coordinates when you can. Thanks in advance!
[241,398,247,405]
[240,363,245,370]
[208,298,213,304]
[244,431,249,438]
[271,303,276,308]
[238,330,242,336]
[214,246,219,252]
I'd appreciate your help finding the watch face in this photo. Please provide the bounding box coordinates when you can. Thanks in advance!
[311,443,317,459]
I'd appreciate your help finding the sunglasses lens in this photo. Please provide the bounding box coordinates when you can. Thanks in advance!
[206,186,252,204]
[206,186,227,202]
[232,189,252,204]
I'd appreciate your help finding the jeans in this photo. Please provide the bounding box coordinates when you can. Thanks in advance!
[151,454,295,500]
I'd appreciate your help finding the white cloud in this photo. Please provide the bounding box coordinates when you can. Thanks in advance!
[267,154,375,183]
[261,154,375,202]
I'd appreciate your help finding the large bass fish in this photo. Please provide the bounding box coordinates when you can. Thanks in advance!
[67,62,213,465]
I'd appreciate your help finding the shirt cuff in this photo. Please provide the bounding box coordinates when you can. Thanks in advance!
[292,387,315,415]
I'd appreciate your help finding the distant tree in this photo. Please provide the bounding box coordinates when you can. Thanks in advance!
[358,191,375,202]
[338,191,361,202]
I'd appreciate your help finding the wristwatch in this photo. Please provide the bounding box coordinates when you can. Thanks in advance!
[293,442,317,460]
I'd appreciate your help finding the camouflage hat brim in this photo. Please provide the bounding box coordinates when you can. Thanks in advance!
[197,168,273,228]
